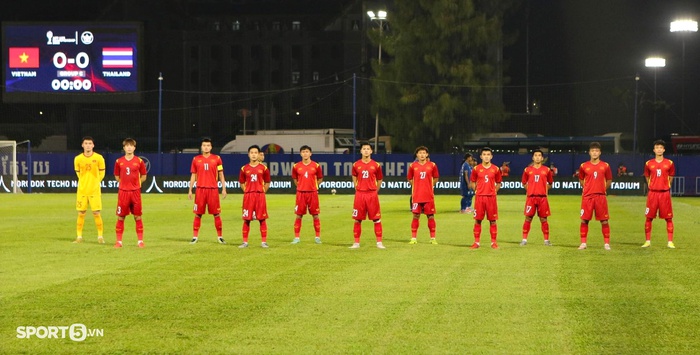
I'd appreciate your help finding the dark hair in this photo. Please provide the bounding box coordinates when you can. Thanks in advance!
[653,139,666,148]
[462,153,472,162]
[299,145,312,152]
[589,142,602,150]
[248,145,261,153]
[414,146,429,155]
[481,147,493,154]
[122,138,136,147]
[532,149,543,156]
[359,141,372,150]
[201,138,212,144]
[81,136,94,143]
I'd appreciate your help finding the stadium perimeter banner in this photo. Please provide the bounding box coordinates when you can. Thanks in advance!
[1,175,646,196]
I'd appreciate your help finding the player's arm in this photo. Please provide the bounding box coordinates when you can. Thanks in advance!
[188,173,197,200]
[316,165,324,185]
[218,170,227,199]
[97,157,106,181]
[521,169,528,190]
[114,161,121,183]
[140,174,147,184]
[352,175,358,189]
[376,179,382,192]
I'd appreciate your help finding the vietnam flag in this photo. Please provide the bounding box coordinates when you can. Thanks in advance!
[9,47,40,68]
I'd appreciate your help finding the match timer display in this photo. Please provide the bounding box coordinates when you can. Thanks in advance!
[2,22,142,103]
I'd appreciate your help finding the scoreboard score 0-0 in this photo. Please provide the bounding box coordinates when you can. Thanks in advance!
[2,22,143,103]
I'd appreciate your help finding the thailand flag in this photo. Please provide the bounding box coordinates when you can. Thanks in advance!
[102,47,133,68]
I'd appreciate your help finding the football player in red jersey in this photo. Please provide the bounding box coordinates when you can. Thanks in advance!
[349,142,385,249]
[407,146,439,244]
[520,149,554,246]
[469,147,502,249]
[642,140,676,249]
[113,138,147,248]
[188,138,227,244]
[291,145,324,244]
[577,142,613,250]
[239,145,271,248]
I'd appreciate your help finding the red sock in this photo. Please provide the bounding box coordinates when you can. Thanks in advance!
[666,219,674,242]
[473,223,482,243]
[411,219,419,238]
[489,223,497,243]
[522,220,532,240]
[294,218,302,238]
[313,218,321,237]
[193,216,201,237]
[427,218,436,238]
[353,222,361,243]
[135,219,144,241]
[580,223,588,244]
[214,215,222,237]
[374,221,383,242]
[645,218,652,240]
[602,223,610,244]
[115,220,124,242]
[260,220,267,242]
[242,221,250,243]
[541,221,549,241]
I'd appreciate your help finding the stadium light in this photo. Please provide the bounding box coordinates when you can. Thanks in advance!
[368,9,388,152]
[670,19,697,132]
[645,57,666,139]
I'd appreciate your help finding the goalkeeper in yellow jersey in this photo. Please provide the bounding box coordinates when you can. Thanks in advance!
[73,136,106,244]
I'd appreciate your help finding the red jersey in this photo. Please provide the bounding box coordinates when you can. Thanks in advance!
[352,159,383,192]
[471,163,502,196]
[407,161,439,203]
[522,165,553,196]
[190,154,223,188]
[292,160,323,192]
[644,158,675,191]
[578,161,612,196]
[239,163,271,193]
[114,156,147,191]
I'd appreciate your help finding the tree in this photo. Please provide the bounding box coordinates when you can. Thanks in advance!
[368,0,519,152]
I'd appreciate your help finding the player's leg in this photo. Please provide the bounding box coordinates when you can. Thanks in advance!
[134,215,144,248]
[540,217,551,245]
[538,197,552,245]
[596,195,611,249]
[115,216,126,247]
[427,214,437,244]
[601,220,611,250]
[410,208,420,244]
[93,211,105,244]
[191,190,206,244]
[489,220,498,249]
[643,192,658,247]
[521,216,533,246]
[579,197,593,249]
[471,196,485,248]
[312,215,322,243]
[292,192,305,243]
[368,194,384,249]
[308,192,321,243]
[487,196,499,248]
[75,207,86,243]
[350,193,366,248]
[260,219,268,248]
[460,193,468,213]
[131,191,145,247]
[666,218,675,248]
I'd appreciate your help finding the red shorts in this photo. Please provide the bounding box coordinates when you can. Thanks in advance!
[646,190,673,219]
[411,200,436,215]
[193,188,221,215]
[295,191,320,216]
[353,191,381,221]
[242,192,268,221]
[473,195,498,221]
[116,190,143,217]
[580,194,609,221]
[524,196,551,218]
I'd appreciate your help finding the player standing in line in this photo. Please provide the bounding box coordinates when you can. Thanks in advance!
[113,138,147,248]
[642,139,676,249]
[469,147,502,249]
[291,145,324,244]
[239,145,271,248]
[188,138,227,244]
[520,149,554,246]
[350,142,385,249]
[408,146,440,244]
[73,136,106,244]
[578,142,613,250]
[459,153,475,214]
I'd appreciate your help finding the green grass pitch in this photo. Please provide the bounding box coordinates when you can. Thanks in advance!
[1,193,699,354]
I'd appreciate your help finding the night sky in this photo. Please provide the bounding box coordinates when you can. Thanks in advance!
[2,0,700,139]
